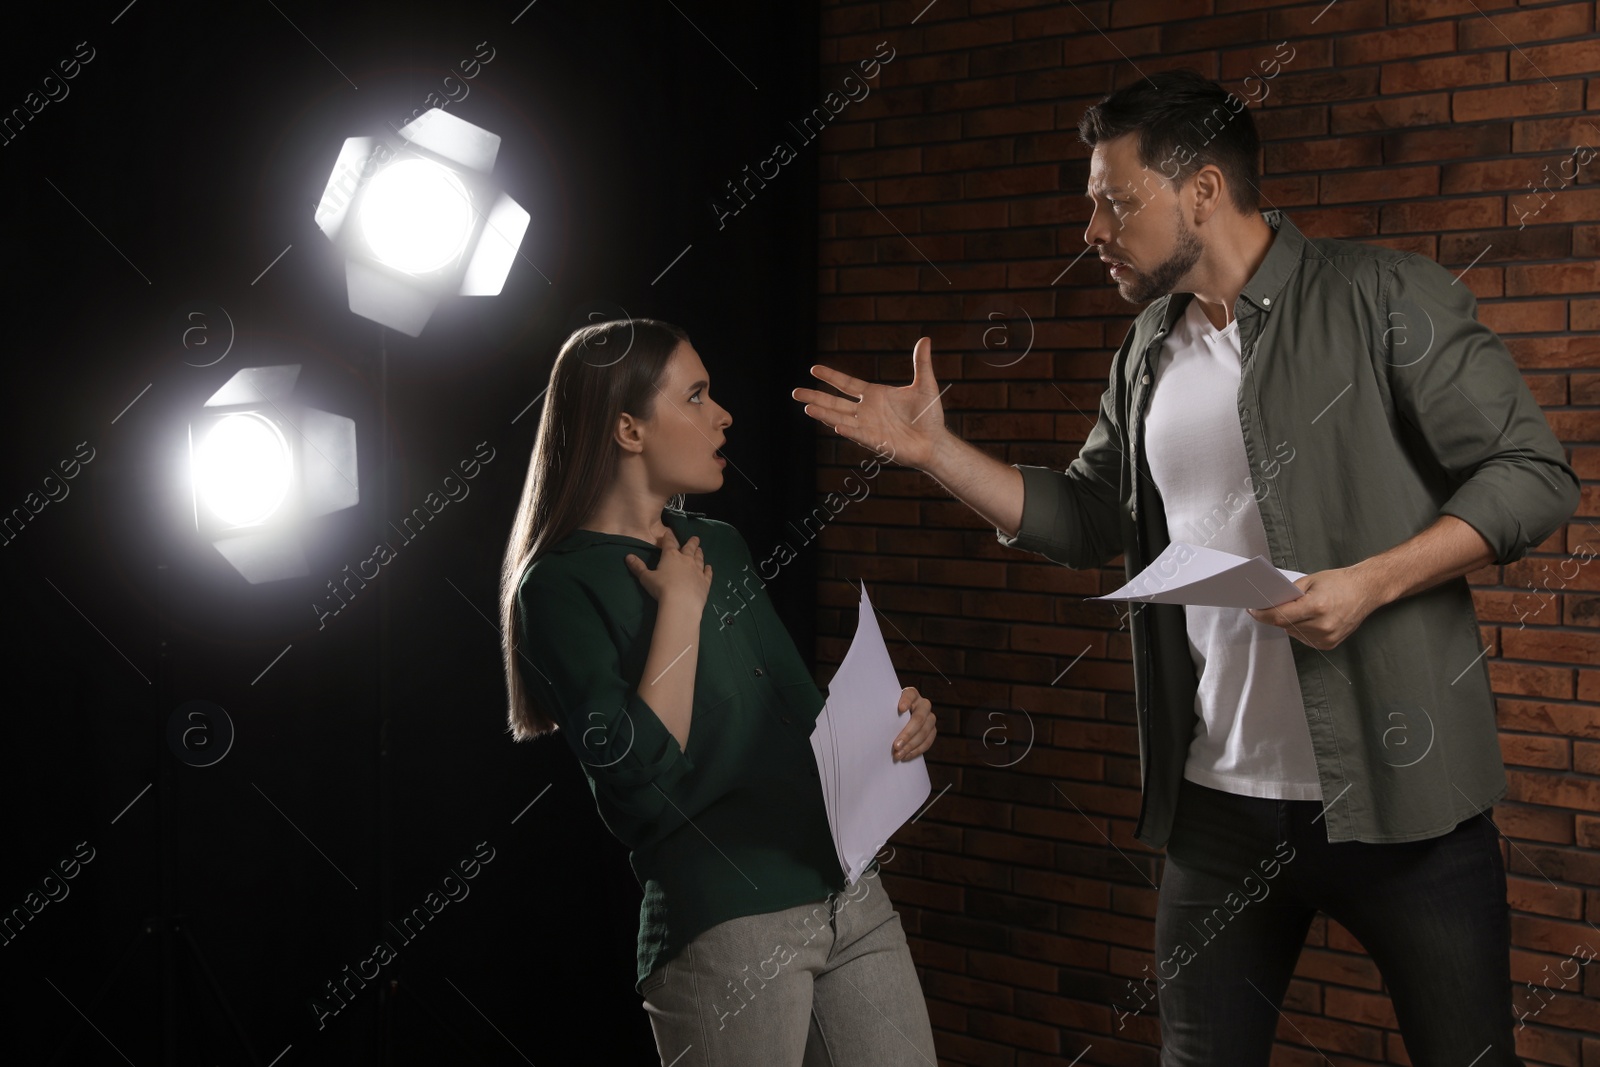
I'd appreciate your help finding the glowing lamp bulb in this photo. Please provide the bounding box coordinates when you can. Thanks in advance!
[194,413,293,527]
[357,158,475,274]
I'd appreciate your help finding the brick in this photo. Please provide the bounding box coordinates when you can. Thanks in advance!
[1323,986,1399,1028]
[1268,67,1380,107]
[875,173,963,205]
[1509,876,1586,919]
[1013,7,1080,41]
[1506,336,1600,369]
[1380,51,1506,94]
[1443,156,1567,194]
[1158,12,1271,53]
[924,139,1013,174]
[1110,51,1220,91]
[1498,697,1600,740]
[1501,732,1571,769]
[1253,105,1329,141]
[1264,136,1383,173]
[927,77,1016,113]
[1477,299,1567,335]
[1284,204,1379,238]
[964,165,1060,199]
[1109,0,1208,28]
[1545,409,1600,441]
[1516,115,1600,154]
[1460,3,1594,50]
[1380,196,1502,233]
[832,206,922,239]
[1015,65,1113,101]
[1337,22,1456,66]
[1494,802,1576,844]
[1270,0,1386,37]
[1383,122,1511,163]
[1014,130,1089,164]
[1507,262,1600,297]
[1292,945,1382,990]
[1577,226,1600,257]
[837,146,923,180]
[1259,173,1318,207]
[1219,44,1288,83]
[1511,39,1600,80]
[1386,0,1516,21]
[888,52,968,88]
[875,113,963,145]
[963,104,1055,138]
[1330,91,1450,133]
[1456,81,1585,123]
[920,201,1008,232]
[1438,226,1570,265]
[1312,163,1440,203]
[835,264,922,293]
[923,15,1013,53]
[970,39,1066,77]
[1514,912,1600,958]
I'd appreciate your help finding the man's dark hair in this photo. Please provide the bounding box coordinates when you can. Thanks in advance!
[1078,69,1262,217]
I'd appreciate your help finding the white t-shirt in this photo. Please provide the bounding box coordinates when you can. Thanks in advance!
[1143,299,1322,801]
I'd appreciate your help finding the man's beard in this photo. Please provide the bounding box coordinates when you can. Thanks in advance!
[1117,209,1202,304]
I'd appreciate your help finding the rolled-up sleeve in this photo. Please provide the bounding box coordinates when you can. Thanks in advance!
[1383,252,1581,565]
[996,376,1127,569]
[517,566,693,825]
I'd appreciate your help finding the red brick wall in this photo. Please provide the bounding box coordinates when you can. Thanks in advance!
[812,1,1600,1063]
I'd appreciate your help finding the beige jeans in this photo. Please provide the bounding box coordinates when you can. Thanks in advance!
[640,871,936,1066]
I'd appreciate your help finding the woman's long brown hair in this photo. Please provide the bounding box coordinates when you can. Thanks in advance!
[499,317,690,741]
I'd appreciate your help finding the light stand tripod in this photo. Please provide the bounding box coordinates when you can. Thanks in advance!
[48,560,262,1066]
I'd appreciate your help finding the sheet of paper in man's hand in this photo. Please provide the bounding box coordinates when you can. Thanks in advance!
[809,582,931,885]
[1093,541,1308,609]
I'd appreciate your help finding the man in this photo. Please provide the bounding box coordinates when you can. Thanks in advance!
[792,69,1578,1064]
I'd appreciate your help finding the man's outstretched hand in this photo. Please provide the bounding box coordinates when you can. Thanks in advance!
[791,336,948,470]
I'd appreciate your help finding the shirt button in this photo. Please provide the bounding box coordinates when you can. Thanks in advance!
[1261,296,1271,305]
[753,667,764,677]
[721,614,734,626]
[1141,372,1150,384]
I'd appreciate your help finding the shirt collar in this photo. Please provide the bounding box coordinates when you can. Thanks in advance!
[1239,207,1302,311]
[1151,208,1302,334]
[545,506,706,554]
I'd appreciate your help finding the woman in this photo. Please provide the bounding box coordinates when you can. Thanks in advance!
[497,317,940,1065]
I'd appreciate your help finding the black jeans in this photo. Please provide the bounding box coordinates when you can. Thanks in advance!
[1139,775,1522,1066]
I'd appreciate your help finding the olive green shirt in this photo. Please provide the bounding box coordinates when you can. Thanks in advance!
[999,208,1581,848]
[517,508,845,991]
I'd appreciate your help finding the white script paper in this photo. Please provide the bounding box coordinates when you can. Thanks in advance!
[810,582,932,884]
[1093,541,1308,609]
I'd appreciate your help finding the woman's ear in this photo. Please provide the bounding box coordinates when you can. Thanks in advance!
[614,411,646,454]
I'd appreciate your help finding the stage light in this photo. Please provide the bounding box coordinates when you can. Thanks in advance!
[188,364,359,584]
[314,108,530,337]
[359,159,476,274]
[193,412,293,527]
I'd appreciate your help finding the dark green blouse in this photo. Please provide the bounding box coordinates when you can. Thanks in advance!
[516,507,845,992]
